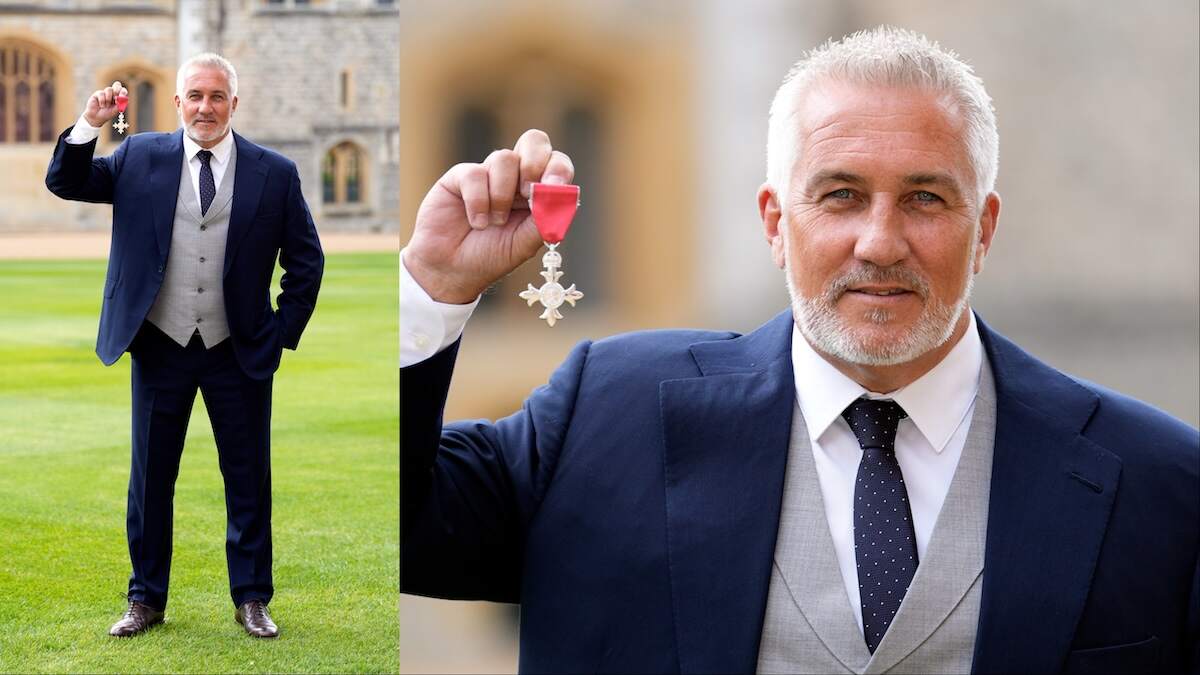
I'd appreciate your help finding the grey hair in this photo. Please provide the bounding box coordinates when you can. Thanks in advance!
[766,25,998,207]
[176,52,238,98]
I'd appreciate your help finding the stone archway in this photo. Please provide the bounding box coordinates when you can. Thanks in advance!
[0,36,72,144]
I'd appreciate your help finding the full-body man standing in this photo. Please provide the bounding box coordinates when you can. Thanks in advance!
[45,53,324,639]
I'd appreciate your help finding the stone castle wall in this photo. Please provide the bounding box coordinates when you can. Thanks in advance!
[0,0,399,233]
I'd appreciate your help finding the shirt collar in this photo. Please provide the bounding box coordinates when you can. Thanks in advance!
[791,311,983,453]
[182,128,235,166]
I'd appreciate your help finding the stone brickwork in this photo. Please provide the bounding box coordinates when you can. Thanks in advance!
[0,0,399,232]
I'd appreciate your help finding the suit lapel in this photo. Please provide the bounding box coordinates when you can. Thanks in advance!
[971,320,1122,674]
[224,132,268,277]
[661,311,795,674]
[149,131,184,259]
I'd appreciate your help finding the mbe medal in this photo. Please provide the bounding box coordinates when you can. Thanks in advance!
[113,94,130,134]
[519,183,583,326]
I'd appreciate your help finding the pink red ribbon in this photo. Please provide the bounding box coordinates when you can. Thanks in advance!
[530,183,580,244]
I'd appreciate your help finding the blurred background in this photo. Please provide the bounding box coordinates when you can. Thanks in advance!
[0,0,399,234]
[398,0,1199,672]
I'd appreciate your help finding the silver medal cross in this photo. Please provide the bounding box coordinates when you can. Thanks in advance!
[113,112,128,135]
[519,244,583,327]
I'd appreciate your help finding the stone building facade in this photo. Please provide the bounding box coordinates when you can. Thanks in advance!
[0,0,399,232]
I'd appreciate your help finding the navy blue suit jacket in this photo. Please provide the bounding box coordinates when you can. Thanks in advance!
[45,127,323,379]
[402,310,1199,674]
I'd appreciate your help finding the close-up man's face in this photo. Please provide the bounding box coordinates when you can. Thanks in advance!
[175,66,238,147]
[766,80,997,366]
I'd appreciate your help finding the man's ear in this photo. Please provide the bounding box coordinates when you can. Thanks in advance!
[759,183,786,269]
[231,95,238,113]
[973,192,1001,274]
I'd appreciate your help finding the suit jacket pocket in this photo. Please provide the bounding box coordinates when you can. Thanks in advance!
[1064,636,1159,674]
[253,210,283,226]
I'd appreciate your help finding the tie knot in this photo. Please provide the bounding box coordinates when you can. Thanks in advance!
[196,149,213,165]
[841,398,907,451]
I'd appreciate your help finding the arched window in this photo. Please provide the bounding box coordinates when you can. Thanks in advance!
[104,71,158,141]
[322,142,367,205]
[0,42,58,143]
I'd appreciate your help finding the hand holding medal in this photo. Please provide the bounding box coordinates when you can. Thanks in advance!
[405,129,579,313]
[83,80,130,134]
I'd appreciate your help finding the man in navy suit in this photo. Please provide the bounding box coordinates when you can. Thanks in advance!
[46,53,323,638]
[400,28,1197,673]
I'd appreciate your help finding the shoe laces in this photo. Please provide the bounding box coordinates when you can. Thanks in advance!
[118,593,148,620]
[119,593,136,617]
[247,601,268,622]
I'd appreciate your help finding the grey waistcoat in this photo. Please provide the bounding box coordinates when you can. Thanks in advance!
[146,142,237,348]
[756,358,997,674]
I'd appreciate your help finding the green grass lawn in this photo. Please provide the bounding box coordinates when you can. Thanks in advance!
[0,253,398,674]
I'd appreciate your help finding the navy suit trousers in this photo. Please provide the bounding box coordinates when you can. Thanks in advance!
[126,322,273,610]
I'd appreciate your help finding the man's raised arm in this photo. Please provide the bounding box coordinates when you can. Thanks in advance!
[401,129,577,601]
[45,81,129,204]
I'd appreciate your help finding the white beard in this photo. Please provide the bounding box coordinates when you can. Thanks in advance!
[785,230,977,367]
[180,111,232,145]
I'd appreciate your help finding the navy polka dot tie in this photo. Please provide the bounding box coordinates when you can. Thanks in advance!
[197,149,215,216]
[842,397,918,653]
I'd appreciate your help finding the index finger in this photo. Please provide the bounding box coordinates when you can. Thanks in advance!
[513,129,552,199]
[541,150,575,186]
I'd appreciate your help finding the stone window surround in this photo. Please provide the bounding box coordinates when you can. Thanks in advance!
[0,38,63,144]
[321,137,371,215]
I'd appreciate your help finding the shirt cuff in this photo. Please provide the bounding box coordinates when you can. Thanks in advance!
[400,248,480,367]
[65,114,102,145]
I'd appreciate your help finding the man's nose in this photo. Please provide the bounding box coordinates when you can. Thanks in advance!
[198,97,213,113]
[853,198,910,267]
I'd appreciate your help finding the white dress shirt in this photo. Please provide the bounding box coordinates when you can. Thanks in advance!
[399,250,479,366]
[181,130,234,203]
[792,314,982,633]
[66,114,235,205]
[399,256,982,633]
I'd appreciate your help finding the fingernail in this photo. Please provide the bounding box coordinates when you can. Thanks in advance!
[543,175,565,185]
[471,214,489,229]
[490,212,505,226]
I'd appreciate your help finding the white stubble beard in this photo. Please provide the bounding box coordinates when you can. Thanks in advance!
[783,220,978,367]
[180,109,232,145]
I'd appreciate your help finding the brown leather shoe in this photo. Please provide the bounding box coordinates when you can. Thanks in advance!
[235,600,279,638]
[109,600,164,637]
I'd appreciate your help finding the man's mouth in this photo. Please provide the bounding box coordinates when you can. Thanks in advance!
[848,286,912,297]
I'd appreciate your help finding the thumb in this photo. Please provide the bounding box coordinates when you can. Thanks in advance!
[512,216,545,262]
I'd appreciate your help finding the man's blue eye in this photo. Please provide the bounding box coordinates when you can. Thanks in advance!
[914,191,941,202]
[828,189,853,200]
